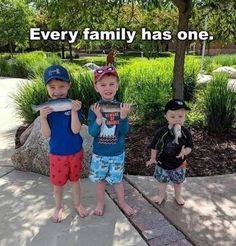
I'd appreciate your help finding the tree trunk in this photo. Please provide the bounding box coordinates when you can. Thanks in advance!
[172,0,192,100]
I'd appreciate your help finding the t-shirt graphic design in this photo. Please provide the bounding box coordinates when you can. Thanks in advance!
[99,102,120,144]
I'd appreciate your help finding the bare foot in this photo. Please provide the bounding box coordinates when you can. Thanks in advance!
[152,195,166,205]
[75,204,88,217]
[119,202,137,216]
[175,195,185,206]
[92,203,105,216]
[51,207,64,223]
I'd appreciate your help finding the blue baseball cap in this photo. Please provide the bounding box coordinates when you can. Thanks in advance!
[43,65,70,84]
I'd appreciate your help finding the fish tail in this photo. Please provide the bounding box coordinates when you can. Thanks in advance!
[31,104,39,113]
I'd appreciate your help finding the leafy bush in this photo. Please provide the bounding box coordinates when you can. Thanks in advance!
[12,77,48,123]
[186,97,205,128]
[202,54,236,74]
[119,58,172,124]
[12,56,202,125]
[0,51,61,78]
[184,57,201,101]
[202,73,236,134]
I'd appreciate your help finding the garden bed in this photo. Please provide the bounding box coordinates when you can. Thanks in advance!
[15,123,236,177]
[125,124,236,177]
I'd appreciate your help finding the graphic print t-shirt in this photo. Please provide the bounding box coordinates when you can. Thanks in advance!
[88,99,129,156]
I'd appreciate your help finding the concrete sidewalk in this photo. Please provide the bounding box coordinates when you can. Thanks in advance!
[0,169,146,246]
[126,175,236,246]
[0,77,25,167]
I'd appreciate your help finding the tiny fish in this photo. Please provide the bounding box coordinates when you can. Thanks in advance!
[172,124,182,145]
[32,98,72,112]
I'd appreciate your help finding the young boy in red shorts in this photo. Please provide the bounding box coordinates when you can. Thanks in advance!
[40,65,88,222]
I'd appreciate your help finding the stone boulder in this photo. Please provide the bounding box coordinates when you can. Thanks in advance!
[11,117,93,178]
[213,66,236,79]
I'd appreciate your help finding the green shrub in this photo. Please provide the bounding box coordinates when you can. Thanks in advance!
[119,59,172,124]
[202,54,236,74]
[0,51,61,78]
[12,56,202,125]
[202,73,236,134]
[184,57,201,101]
[69,71,100,122]
[186,96,205,128]
[12,77,48,123]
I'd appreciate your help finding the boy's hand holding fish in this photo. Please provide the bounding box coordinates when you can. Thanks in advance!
[71,100,82,112]
[120,103,131,119]
[40,107,53,119]
[91,103,103,125]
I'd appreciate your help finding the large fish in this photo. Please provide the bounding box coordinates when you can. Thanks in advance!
[99,101,121,113]
[172,124,182,145]
[98,101,135,113]
[32,98,72,112]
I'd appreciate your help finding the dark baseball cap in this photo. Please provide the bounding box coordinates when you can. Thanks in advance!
[165,99,190,113]
[43,65,70,84]
[94,65,119,83]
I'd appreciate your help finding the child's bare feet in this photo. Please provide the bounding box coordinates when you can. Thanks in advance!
[152,194,166,205]
[92,203,105,216]
[175,195,185,206]
[51,207,64,223]
[119,202,137,216]
[75,204,88,217]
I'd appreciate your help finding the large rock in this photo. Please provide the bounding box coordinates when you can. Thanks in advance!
[11,117,93,178]
[213,66,236,78]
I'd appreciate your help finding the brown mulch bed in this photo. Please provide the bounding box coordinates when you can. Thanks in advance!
[15,123,236,177]
[125,124,236,177]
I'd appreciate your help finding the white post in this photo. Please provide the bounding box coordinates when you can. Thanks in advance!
[200,15,208,74]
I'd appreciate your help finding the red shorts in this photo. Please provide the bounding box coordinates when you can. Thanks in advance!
[49,150,83,186]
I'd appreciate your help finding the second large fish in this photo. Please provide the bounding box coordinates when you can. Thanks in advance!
[32,98,73,112]
[98,101,135,113]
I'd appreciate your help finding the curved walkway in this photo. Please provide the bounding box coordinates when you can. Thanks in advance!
[0,77,235,246]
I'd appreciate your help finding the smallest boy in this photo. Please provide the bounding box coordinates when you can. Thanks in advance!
[146,99,193,206]
[88,65,136,216]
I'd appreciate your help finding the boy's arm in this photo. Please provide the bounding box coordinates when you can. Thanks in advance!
[146,149,158,166]
[40,107,52,138]
[117,118,129,135]
[146,127,164,166]
[71,100,82,134]
[88,105,102,137]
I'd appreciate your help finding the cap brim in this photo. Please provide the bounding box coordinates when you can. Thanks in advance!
[45,76,70,84]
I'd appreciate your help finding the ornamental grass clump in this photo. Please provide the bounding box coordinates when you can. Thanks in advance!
[203,73,236,134]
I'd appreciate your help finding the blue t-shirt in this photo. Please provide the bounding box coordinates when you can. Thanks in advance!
[87,99,129,156]
[47,110,83,155]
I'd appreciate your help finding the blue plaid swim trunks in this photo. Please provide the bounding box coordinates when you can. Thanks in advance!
[154,165,186,184]
[89,152,125,185]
